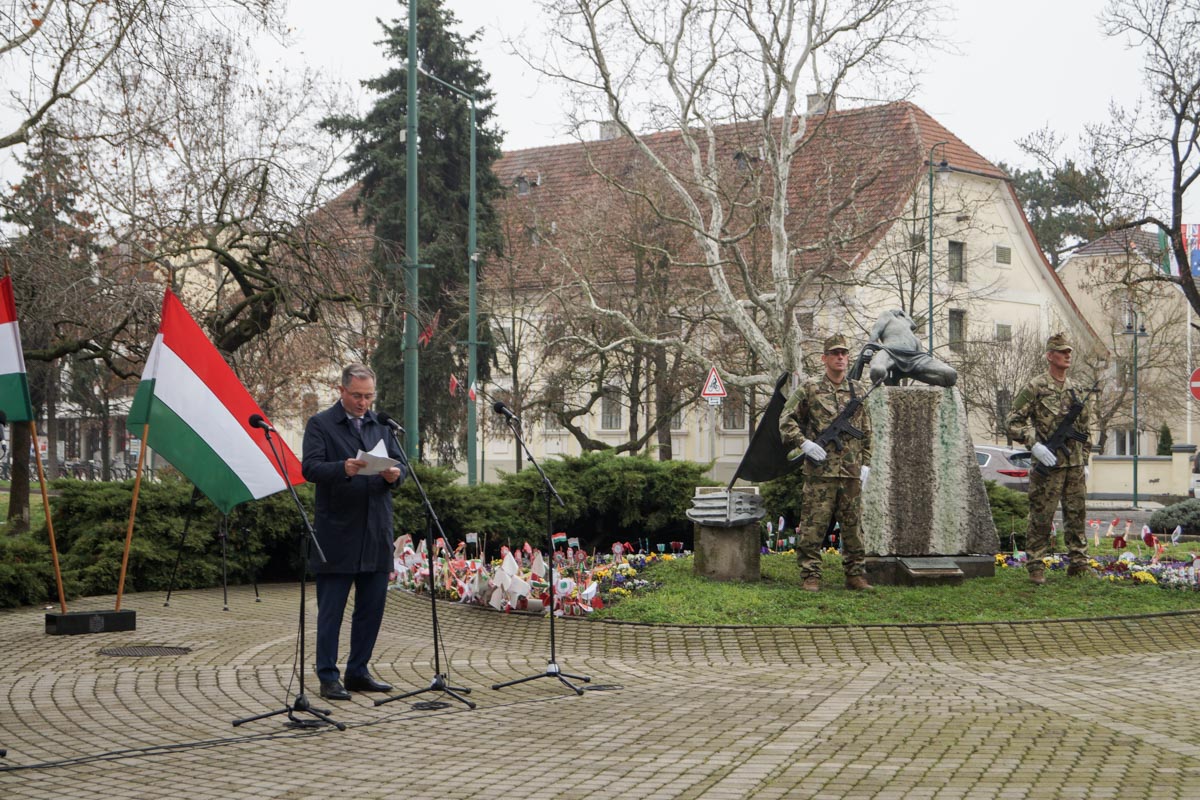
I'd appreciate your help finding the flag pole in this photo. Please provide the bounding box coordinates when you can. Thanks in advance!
[116,423,150,611]
[30,420,67,614]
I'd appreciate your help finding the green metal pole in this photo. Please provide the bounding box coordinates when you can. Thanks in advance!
[927,150,935,356]
[927,141,948,355]
[1132,315,1140,509]
[467,100,478,484]
[403,0,419,459]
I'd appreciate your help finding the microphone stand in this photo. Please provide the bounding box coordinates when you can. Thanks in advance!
[232,425,344,731]
[374,423,475,710]
[490,412,590,695]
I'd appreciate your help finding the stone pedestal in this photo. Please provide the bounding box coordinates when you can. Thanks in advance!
[694,522,761,582]
[861,386,998,585]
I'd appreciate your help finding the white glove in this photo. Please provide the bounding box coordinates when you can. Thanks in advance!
[800,440,827,462]
[1083,465,1090,481]
[860,465,870,490]
[1031,442,1057,468]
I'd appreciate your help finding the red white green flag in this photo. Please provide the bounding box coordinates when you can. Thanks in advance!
[127,289,303,513]
[0,276,34,422]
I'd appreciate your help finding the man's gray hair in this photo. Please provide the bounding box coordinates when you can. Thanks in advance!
[341,363,376,387]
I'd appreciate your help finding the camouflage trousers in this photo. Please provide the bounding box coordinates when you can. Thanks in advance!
[1026,464,1087,571]
[798,476,865,578]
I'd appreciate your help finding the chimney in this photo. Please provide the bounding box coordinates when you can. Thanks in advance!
[806,92,836,114]
[597,120,623,141]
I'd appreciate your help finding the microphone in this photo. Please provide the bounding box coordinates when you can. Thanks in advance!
[248,414,276,433]
[376,412,404,434]
[492,401,520,423]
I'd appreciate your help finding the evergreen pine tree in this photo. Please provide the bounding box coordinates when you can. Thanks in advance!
[321,0,503,463]
[2,126,100,528]
[1157,423,1173,456]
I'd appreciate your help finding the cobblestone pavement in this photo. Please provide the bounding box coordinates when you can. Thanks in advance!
[3,586,1200,799]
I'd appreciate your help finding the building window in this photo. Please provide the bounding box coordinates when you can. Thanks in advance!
[948,241,965,282]
[948,309,966,351]
[516,176,530,195]
[995,388,1012,430]
[995,244,1012,265]
[721,390,746,431]
[600,388,622,430]
[994,323,1012,342]
[1113,428,1137,456]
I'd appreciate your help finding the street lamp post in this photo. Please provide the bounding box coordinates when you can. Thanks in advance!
[927,141,949,355]
[417,68,480,485]
[921,142,950,355]
[403,0,420,459]
[1122,312,1149,508]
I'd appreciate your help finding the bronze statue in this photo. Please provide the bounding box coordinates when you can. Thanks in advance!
[851,309,958,387]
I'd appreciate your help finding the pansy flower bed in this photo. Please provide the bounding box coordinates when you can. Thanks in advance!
[996,551,1200,591]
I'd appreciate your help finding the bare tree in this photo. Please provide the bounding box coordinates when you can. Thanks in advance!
[1019,0,1200,319]
[521,0,946,389]
[0,0,282,151]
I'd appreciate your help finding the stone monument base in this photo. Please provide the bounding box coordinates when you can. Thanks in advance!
[865,555,995,587]
[694,523,761,582]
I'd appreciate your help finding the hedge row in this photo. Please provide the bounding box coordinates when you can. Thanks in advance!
[1,451,709,608]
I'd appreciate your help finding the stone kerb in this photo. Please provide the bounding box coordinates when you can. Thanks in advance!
[861,386,998,558]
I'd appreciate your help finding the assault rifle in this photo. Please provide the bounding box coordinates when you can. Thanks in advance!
[1034,383,1098,476]
[795,378,885,463]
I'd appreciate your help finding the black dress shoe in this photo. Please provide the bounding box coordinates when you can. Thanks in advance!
[319,680,351,701]
[344,674,393,693]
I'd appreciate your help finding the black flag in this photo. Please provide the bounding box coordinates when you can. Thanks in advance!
[728,372,803,487]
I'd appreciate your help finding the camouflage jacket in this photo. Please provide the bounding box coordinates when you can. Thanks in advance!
[1005,372,1092,467]
[778,374,872,479]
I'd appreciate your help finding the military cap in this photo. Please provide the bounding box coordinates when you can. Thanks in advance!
[823,333,850,353]
[1046,332,1073,352]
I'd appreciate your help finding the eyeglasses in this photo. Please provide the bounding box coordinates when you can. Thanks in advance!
[343,391,376,402]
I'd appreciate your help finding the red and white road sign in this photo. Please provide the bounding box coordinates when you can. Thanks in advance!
[701,366,727,398]
[1191,367,1200,402]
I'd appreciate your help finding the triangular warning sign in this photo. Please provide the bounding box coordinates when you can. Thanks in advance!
[701,366,727,398]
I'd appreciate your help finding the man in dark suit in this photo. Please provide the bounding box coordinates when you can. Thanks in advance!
[302,363,406,700]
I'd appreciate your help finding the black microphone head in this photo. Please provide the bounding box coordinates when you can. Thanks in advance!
[377,411,402,431]
[493,401,506,413]
[248,413,265,427]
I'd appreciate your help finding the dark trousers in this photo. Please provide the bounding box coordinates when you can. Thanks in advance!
[315,570,390,684]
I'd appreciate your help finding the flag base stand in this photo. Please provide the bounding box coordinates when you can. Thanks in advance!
[45,609,136,636]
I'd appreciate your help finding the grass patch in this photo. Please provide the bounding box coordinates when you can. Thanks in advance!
[591,551,1200,626]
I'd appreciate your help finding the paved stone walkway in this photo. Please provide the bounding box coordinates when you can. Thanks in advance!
[2,585,1200,799]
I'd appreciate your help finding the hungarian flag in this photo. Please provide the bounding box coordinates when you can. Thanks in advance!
[449,374,460,396]
[552,531,567,547]
[127,289,303,513]
[0,276,34,422]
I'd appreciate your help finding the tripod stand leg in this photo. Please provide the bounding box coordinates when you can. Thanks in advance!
[220,515,229,611]
[164,486,202,606]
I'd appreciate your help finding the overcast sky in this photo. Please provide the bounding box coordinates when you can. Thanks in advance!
[285,1,1139,157]
[279,0,1194,221]
[1,1,1189,221]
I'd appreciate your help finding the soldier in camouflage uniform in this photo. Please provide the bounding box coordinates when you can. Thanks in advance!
[1005,332,1092,584]
[779,334,873,592]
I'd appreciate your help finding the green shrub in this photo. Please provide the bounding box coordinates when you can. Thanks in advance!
[44,476,311,599]
[488,451,712,551]
[760,469,805,532]
[0,532,57,607]
[987,481,1029,550]
[1149,498,1200,536]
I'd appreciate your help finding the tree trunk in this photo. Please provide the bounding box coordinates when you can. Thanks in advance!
[654,347,672,461]
[7,423,31,531]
